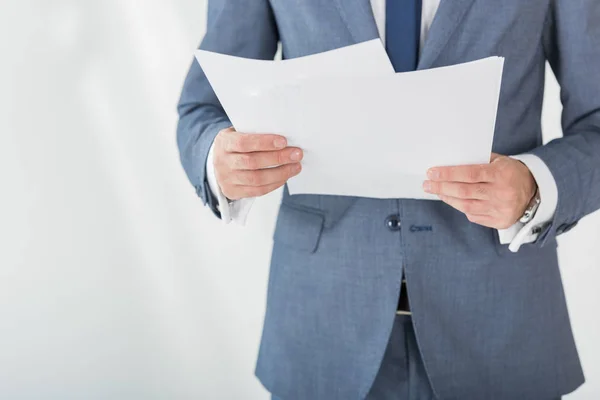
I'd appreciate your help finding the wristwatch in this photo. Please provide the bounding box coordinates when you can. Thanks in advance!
[519,187,541,224]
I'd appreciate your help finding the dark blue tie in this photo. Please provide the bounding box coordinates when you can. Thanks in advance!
[386,0,423,72]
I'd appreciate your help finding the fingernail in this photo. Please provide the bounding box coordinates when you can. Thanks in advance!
[290,150,302,161]
[293,163,302,173]
[427,169,439,180]
[274,138,287,148]
[423,181,432,192]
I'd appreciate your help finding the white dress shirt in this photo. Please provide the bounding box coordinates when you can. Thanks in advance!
[206,0,558,253]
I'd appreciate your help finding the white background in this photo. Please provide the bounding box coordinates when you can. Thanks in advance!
[0,1,599,399]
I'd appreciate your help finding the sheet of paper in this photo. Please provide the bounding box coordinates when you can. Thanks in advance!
[196,39,395,131]
[244,57,505,199]
[196,42,504,200]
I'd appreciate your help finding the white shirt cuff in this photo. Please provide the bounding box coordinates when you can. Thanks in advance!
[497,153,559,252]
[206,143,254,225]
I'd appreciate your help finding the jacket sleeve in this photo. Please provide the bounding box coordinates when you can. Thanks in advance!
[176,0,279,217]
[528,0,600,245]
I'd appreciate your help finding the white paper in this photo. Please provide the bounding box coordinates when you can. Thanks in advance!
[196,39,395,131]
[196,41,504,200]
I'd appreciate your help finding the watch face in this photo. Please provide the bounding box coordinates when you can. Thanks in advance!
[520,211,533,224]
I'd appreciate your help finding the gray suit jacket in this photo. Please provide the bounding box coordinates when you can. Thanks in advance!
[177,0,600,398]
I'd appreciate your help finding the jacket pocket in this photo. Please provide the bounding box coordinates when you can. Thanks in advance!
[272,202,325,253]
[280,186,357,229]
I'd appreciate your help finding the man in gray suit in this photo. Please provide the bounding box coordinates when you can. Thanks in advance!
[177,0,600,398]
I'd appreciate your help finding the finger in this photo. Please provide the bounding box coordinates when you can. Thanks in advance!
[230,163,302,186]
[427,164,495,183]
[423,181,490,200]
[465,213,497,228]
[225,181,287,200]
[224,131,287,153]
[229,147,303,170]
[438,195,491,216]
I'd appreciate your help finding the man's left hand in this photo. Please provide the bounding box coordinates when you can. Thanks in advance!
[423,153,538,229]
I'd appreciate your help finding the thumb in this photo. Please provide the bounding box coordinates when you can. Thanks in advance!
[490,152,503,163]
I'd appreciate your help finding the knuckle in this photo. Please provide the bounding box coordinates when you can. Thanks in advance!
[221,160,234,174]
[429,181,439,193]
[231,154,243,169]
[215,140,226,154]
[230,154,242,169]
[463,201,475,214]
[475,185,487,197]
[277,150,286,165]
[214,133,224,148]
[233,136,247,151]
[220,127,233,138]
[244,186,258,197]
[214,169,228,185]
[500,166,513,182]
[214,169,224,183]
[241,154,256,169]
[255,172,267,186]
[468,168,480,182]
[257,171,269,186]
[230,134,248,151]
[458,185,470,198]
[212,153,223,168]
[476,166,487,181]
[217,127,230,140]
[221,134,236,151]
[245,171,258,186]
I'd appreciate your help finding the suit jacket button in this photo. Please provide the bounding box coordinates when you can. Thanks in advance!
[386,215,401,231]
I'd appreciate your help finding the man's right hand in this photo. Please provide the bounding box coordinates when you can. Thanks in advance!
[212,127,303,200]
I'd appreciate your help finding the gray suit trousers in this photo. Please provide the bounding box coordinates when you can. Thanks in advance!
[272,314,563,400]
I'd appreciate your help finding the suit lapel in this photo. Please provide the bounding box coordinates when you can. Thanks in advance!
[333,0,380,43]
[334,0,477,68]
[417,0,477,69]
